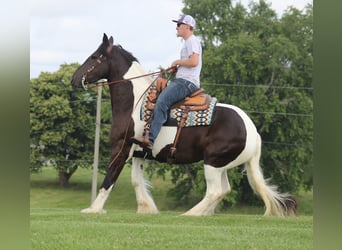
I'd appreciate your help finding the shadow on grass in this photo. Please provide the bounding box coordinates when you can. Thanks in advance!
[30,179,92,191]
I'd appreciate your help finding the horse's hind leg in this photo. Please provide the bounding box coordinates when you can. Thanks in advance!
[131,157,159,214]
[182,164,231,216]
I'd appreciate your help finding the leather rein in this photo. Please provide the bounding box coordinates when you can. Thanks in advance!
[81,53,175,90]
[81,54,175,168]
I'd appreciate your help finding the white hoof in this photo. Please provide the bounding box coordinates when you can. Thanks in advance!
[136,201,159,214]
[80,207,107,214]
[137,209,159,214]
[181,211,200,216]
[181,209,214,216]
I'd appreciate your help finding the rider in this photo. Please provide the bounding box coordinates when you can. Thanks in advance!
[131,14,202,150]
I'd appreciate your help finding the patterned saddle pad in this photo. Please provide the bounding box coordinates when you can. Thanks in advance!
[140,91,217,127]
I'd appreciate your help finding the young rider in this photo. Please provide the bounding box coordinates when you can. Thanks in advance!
[131,14,202,150]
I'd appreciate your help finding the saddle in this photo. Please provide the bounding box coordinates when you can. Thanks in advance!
[171,88,210,111]
[152,77,211,111]
[144,77,212,162]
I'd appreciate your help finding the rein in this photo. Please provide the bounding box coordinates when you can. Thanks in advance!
[89,69,169,89]
[82,61,176,169]
[82,62,176,90]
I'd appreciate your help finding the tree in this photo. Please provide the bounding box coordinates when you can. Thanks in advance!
[30,63,112,185]
[150,0,313,207]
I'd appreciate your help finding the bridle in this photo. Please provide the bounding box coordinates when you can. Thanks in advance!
[81,54,107,90]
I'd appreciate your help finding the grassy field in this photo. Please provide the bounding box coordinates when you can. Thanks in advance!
[30,167,313,249]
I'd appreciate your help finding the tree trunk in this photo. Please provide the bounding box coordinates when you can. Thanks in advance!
[58,166,78,186]
[58,171,70,186]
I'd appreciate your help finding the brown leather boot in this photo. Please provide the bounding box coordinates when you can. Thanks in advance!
[130,136,153,151]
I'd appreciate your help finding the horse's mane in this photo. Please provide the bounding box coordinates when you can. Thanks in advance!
[115,45,139,63]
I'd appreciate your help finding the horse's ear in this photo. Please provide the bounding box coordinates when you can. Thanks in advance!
[103,33,108,42]
[106,36,114,55]
[102,33,113,55]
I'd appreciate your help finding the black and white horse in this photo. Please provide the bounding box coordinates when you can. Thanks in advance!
[71,34,296,216]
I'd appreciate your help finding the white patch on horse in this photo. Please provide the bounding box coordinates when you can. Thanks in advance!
[152,126,177,155]
[124,62,177,157]
[124,62,153,143]
[124,61,153,108]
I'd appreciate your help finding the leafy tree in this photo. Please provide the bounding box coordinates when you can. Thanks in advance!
[30,63,111,185]
[150,0,313,208]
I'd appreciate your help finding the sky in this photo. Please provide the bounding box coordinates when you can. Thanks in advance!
[30,0,312,79]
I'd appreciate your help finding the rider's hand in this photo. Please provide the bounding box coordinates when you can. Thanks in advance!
[167,65,178,73]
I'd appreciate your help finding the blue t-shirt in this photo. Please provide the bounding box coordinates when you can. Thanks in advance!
[175,35,202,87]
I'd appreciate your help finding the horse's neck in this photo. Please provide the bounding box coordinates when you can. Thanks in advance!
[123,61,153,108]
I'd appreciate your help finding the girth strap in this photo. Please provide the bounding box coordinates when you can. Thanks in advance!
[167,106,190,163]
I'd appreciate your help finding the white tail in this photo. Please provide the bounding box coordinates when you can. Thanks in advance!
[245,134,296,216]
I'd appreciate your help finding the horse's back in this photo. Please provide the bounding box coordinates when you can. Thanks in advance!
[215,103,257,135]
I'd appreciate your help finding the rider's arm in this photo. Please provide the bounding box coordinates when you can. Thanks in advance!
[171,53,199,68]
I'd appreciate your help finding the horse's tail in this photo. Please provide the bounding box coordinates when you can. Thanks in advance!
[245,133,297,216]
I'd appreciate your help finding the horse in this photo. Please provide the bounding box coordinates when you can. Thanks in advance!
[71,33,296,216]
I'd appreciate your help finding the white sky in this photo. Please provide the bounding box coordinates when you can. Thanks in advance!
[30,0,312,79]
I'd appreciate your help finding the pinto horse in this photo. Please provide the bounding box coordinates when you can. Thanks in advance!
[71,33,296,216]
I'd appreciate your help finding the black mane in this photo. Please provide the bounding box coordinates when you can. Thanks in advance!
[115,45,139,63]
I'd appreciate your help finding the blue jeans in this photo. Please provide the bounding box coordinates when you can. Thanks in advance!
[149,78,198,142]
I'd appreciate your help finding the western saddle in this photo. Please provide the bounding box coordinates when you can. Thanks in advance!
[144,77,212,162]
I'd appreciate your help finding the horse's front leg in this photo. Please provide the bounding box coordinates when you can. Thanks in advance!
[81,175,114,214]
[131,157,159,214]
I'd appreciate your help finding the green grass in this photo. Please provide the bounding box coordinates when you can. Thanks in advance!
[30,166,175,211]
[30,167,313,249]
[31,208,312,249]
[30,166,313,214]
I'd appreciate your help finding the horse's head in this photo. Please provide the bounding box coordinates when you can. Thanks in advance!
[71,33,114,89]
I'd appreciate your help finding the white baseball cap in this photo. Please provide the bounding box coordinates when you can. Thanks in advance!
[172,14,196,28]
